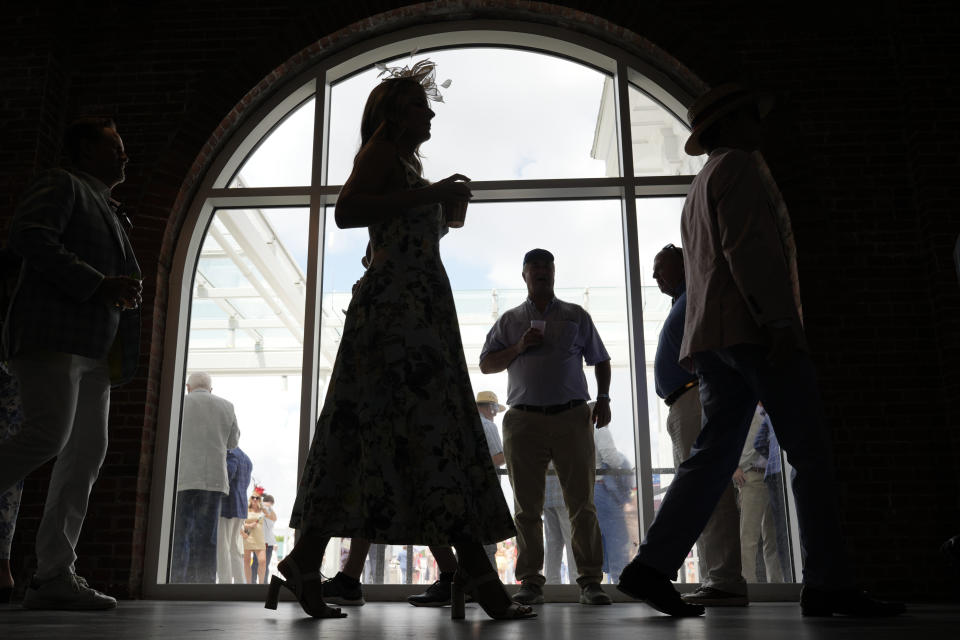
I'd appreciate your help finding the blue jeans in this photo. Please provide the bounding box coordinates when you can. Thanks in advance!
[594,482,631,583]
[171,490,222,583]
[765,472,793,579]
[636,344,851,587]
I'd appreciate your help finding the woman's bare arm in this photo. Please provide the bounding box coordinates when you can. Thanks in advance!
[335,140,470,229]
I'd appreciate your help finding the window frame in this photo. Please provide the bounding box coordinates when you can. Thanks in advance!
[144,19,801,600]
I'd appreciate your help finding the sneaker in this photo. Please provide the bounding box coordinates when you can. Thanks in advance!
[512,581,544,605]
[617,560,704,617]
[579,582,612,605]
[681,586,749,607]
[407,573,454,607]
[321,572,365,606]
[22,573,117,611]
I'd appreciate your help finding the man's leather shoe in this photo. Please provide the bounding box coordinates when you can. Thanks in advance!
[617,560,704,617]
[512,582,544,605]
[800,586,905,617]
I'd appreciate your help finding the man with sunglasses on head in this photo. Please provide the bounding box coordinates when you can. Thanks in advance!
[651,243,746,607]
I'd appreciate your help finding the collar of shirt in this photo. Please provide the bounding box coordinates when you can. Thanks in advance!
[524,296,556,316]
[71,169,112,200]
[707,146,734,158]
[671,281,687,304]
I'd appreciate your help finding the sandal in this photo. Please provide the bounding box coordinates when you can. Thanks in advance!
[451,570,536,620]
[265,557,346,619]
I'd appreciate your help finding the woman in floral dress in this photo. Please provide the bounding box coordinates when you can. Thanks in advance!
[265,63,532,621]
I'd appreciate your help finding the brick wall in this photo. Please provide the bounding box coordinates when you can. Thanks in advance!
[0,0,957,599]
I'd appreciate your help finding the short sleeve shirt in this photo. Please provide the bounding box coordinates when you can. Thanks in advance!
[480,298,609,406]
[480,415,503,458]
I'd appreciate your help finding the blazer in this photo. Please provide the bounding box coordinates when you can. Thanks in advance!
[177,389,240,494]
[679,148,805,364]
[3,168,140,385]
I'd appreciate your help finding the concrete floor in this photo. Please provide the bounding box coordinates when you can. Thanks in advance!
[0,600,955,640]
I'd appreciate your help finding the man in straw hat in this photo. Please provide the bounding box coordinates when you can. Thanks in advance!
[617,84,904,617]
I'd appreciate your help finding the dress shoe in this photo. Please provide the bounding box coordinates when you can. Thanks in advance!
[408,572,454,607]
[511,581,544,605]
[800,585,905,617]
[579,582,612,605]
[617,560,704,617]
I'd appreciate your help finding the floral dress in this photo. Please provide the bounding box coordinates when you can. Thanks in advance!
[290,160,515,546]
[0,364,23,560]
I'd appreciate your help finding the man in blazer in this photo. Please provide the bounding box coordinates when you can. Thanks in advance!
[0,117,141,610]
[617,85,904,618]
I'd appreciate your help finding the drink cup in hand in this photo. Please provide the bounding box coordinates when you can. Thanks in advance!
[444,200,468,228]
[530,320,546,332]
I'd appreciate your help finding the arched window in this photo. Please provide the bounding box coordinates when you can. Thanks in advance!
[145,22,799,598]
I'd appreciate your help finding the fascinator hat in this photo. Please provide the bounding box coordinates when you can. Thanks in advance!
[684,83,774,156]
[375,53,452,102]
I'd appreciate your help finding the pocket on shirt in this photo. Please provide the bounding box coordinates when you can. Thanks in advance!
[550,320,579,352]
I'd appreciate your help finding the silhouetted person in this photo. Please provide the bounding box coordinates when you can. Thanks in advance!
[0,117,142,610]
[218,447,252,584]
[753,411,792,579]
[171,372,240,583]
[617,84,905,617]
[480,248,613,606]
[733,405,782,583]
[652,243,746,605]
[268,60,532,622]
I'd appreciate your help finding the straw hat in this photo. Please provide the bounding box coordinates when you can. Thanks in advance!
[475,390,506,411]
[684,83,774,156]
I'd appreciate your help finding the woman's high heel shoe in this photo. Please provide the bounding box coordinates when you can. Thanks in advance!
[265,557,346,619]
[451,570,536,620]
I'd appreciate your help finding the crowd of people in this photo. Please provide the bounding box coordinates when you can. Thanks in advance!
[0,56,906,623]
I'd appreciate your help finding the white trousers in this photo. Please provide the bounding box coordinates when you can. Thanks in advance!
[217,517,245,584]
[0,351,111,580]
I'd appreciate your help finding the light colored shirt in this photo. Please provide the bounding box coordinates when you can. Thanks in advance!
[177,389,240,493]
[594,426,630,469]
[262,506,277,546]
[480,415,503,459]
[480,297,609,406]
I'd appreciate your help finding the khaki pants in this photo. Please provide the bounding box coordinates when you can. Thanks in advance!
[665,388,746,594]
[738,468,783,583]
[503,403,603,586]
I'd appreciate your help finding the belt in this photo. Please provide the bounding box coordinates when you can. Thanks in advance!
[664,380,697,407]
[512,399,586,415]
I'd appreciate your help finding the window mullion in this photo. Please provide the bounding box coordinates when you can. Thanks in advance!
[615,60,657,536]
